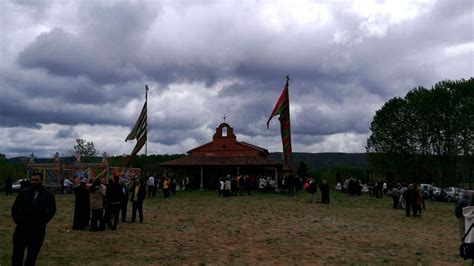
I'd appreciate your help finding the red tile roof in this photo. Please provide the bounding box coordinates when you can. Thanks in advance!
[159,156,282,167]
[239,141,269,155]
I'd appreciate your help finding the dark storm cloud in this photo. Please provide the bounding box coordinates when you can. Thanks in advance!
[0,76,147,127]
[139,63,221,88]
[18,28,143,85]
[17,1,159,84]
[3,1,160,128]
[1,0,473,157]
[2,67,143,106]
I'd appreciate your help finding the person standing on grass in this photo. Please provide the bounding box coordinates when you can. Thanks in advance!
[163,177,170,198]
[218,177,224,197]
[119,178,129,222]
[391,184,400,209]
[147,174,155,198]
[73,178,90,230]
[5,176,13,196]
[455,190,474,239]
[130,178,146,223]
[320,180,330,204]
[224,176,232,197]
[89,178,106,231]
[63,177,73,194]
[106,176,122,230]
[11,172,56,266]
[306,178,317,203]
[152,173,159,196]
[243,175,251,195]
[404,184,416,217]
[414,184,423,216]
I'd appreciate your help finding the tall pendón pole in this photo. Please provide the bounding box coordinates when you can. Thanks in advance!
[145,85,149,156]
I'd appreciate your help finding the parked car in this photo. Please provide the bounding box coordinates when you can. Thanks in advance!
[361,184,369,193]
[432,186,446,201]
[12,178,27,192]
[445,187,466,202]
[419,183,433,198]
[444,187,457,202]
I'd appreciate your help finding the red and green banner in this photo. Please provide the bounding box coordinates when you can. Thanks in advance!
[267,76,292,169]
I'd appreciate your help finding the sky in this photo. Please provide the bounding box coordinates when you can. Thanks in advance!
[0,0,473,158]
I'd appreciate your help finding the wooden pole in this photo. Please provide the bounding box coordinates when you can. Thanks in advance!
[145,85,149,156]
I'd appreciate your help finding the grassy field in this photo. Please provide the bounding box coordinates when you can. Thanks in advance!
[0,190,464,265]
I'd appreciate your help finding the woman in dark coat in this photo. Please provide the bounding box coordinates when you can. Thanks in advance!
[73,178,90,230]
[320,180,330,204]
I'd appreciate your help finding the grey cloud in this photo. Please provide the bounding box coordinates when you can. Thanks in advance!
[18,28,142,85]
[11,0,52,20]
[17,2,160,85]
[0,92,137,128]
[56,128,79,139]
[149,127,210,146]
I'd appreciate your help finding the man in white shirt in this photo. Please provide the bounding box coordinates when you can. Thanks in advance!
[147,175,155,198]
[63,178,73,194]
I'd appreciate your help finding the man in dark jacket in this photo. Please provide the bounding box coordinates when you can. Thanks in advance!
[5,176,13,195]
[320,180,330,204]
[119,178,129,222]
[106,176,123,230]
[130,178,146,223]
[404,184,417,217]
[11,173,56,266]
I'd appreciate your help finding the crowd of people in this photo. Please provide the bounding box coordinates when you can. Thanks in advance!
[338,177,430,217]
[390,183,426,217]
[218,175,253,197]
[303,178,330,204]
[217,175,305,197]
[72,173,188,231]
[145,175,190,198]
[215,174,331,204]
[72,175,149,231]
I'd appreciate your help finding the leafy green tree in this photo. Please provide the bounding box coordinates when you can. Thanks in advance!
[366,97,416,181]
[0,153,26,184]
[366,78,474,185]
[72,139,99,157]
[296,160,309,177]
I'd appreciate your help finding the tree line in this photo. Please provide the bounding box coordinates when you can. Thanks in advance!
[366,78,474,187]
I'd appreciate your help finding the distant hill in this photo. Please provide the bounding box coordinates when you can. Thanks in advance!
[269,152,369,171]
[7,156,101,164]
[8,152,370,171]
